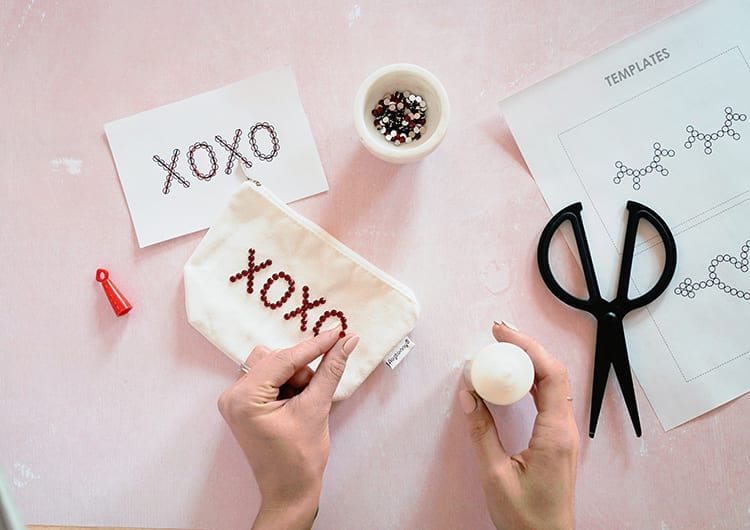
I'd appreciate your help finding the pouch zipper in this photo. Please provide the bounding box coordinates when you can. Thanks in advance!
[245,179,419,305]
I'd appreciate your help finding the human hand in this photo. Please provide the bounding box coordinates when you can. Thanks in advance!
[218,327,360,530]
[459,322,579,530]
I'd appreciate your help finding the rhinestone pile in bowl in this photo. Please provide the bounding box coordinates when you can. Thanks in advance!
[371,90,427,145]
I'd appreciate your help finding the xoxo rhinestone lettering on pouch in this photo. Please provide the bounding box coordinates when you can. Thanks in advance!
[229,247,349,337]
[184,182,420,400]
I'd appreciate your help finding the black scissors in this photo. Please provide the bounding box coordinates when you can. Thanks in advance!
[537,201,677,438]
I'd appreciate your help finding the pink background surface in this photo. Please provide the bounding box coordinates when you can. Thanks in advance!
[2,1,748,529]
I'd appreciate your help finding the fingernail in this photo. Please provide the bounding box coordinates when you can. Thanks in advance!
[322,323,343,334]
[342,335,360,356]
[459,390,477,414]
[494,320,519,332]
[462,360,475,391]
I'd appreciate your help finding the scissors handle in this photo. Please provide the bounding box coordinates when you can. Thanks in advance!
[537,201,677,315]
[537,202,601,313]
[617,201,677,310]
[590,313,642,438]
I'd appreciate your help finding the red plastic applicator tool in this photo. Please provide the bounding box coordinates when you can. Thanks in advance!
[96,268,133,316]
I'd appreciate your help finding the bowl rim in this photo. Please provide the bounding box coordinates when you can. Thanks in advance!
[353,63,450,163]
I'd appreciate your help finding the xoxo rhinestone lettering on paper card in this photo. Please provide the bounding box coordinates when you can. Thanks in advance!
[105,67,328,248]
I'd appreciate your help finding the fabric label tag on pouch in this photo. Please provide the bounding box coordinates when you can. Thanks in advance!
[384,337,415,369]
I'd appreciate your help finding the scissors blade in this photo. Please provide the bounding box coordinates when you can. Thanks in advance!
[609,322,642,437]
[589,321,613,438]
[590,313,643,438]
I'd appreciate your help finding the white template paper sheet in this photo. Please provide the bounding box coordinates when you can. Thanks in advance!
[105,67,328,247]
[503,0,750,430]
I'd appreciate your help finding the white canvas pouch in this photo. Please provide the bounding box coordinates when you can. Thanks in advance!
[184,180,420,400]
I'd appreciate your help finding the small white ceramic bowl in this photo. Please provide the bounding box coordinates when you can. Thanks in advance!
[353,63,450,164]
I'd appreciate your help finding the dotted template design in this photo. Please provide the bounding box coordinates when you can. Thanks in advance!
[674,239,750,301]
[612,106,747,191]
[685,106,747,154]
[557,46,750,384]
[614,142,675,190]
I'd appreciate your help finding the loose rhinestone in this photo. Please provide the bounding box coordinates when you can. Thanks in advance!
[369,90,428,146]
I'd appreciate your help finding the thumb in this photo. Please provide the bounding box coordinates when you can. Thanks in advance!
[459,377,509,472]
[303,334,359,405]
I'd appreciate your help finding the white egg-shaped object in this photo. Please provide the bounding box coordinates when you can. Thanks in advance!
[466,342,535,405]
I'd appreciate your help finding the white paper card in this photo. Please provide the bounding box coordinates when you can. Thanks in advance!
[502,0,750,430]
[105,67,329,247]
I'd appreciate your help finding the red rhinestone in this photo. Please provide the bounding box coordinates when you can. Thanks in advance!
[339,331,346,338]
[284,314,290,320]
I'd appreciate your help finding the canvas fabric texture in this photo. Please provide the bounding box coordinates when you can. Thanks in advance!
[184,181,420,400]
